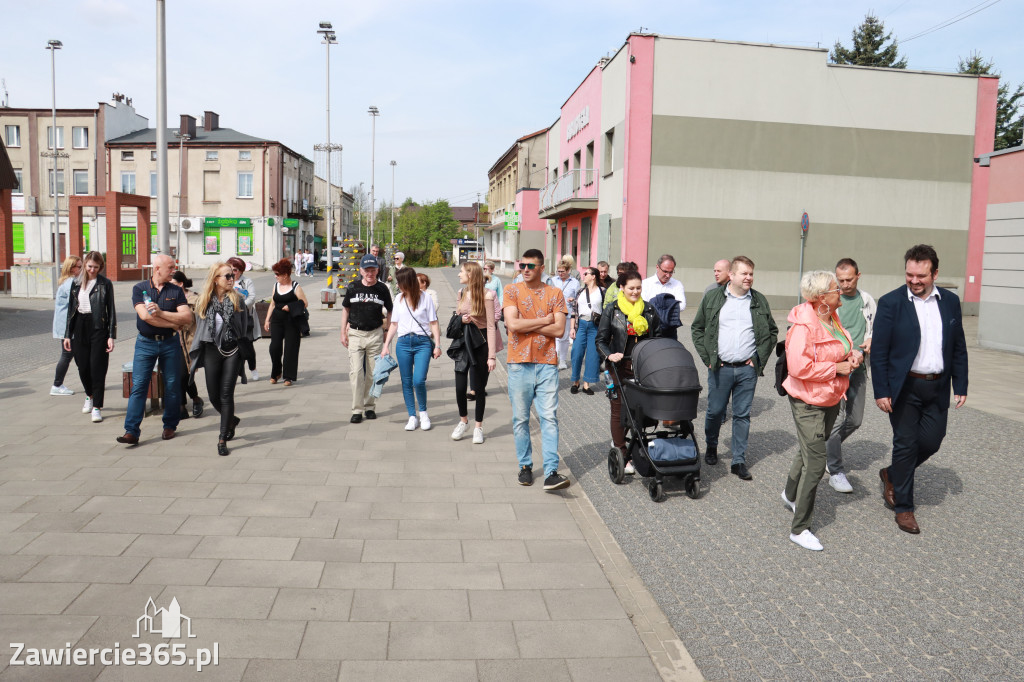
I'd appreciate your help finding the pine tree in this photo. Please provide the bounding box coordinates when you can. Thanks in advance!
[428,241,444,268]
[958,52,1024,151]
[830,14,907,69]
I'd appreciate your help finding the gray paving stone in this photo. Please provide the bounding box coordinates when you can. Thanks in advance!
[64,583,161,616]
[397,519,492,539]
[468,590,550,621]
[388,621,519,660]
[514,620,649,659]
[132,558,221,585]
[0,555,42,581]
[461,539,530,563]
[298,621,389,660]
[122,533,202,558]
[339,660,479,681]
[333,519,398,539]
[155,585,278,619]
[79,512,187,535]
[267,587,353,621]
[176,515,247,536]
[15,512,97,532]
[393,562,502,590]
[19,555,148,584]
[369,502,458,520]
[190,536,298,560]
[498,562,610,590]
[207,559,324,588]
[75,495,176,515]
[543,588,631,620]
[350,589,469,622]
[291,538,363,562]
[319,562,394,590]
[524,539,597,563]
[565,656,662,681]
[477,658,572,681]
[20,531,137,556]
[238,516,338,538]
[361,539,463,563]
[0,582,87,614]
[241,659,340,682]
[221,499,315,517]
[191,618,306,659]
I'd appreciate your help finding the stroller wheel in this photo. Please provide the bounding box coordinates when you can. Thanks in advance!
[684,473,701,500]
[647,479,665,503]
[607,447,625,484]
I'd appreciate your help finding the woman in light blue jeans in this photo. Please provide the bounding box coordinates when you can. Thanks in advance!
[570,267,603,395]
[382,267,441,431]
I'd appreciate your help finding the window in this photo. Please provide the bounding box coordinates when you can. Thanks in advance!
[236,223,254,255]
[12,169,22,194]
[121,171,136,194]
[73,169,89,195]
[48,169,65,197]
[603,129,614,175]
[121,150,134,161]
[150,171,157,197]
[203,171,220,202]
[237,172,253,198]
[585,142,595,185]
[151,150,158,161]
[238,150,251,161]
[4,125,20,147]
[205,150,218,161]
[203,223,220,254]
[47,126,64,149]
[72,126,89,149]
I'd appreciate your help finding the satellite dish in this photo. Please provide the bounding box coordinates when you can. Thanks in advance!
[180,218,192,230]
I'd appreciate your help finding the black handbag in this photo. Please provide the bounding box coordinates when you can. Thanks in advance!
[445,311,462,340]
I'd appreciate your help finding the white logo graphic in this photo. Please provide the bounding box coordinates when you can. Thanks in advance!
[134,597,195,639]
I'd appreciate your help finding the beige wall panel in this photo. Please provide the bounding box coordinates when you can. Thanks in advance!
[600,51,628,129]
[980,287,1024,306]
[547,118,562,176]
[609,218,622,264]
[598,163,623,219]
[982,250,1024,267]
[649,166,971,231]
[651,37,978,136]
[979,270,1024,288]
[978,301,1024,353]
[985,202,1024,222]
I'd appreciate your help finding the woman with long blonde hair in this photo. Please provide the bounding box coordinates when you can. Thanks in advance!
[451,261,499,444]
[188,262,253,456]
[50,256,82,396]
[63,251,116,422]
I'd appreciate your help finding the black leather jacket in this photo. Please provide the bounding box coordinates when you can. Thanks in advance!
[595,300,661,360]
[65,275,117,340]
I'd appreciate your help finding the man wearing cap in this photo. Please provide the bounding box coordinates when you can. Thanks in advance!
[341,254,393,423]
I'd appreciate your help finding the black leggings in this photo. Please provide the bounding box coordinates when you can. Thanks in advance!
[202,344,242,440]
[268,313,300,381]
[72,315,110,408]
[455,341,490,423]
[54,342,75,387]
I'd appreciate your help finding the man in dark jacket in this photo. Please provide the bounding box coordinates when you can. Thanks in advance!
[691,256,778,480]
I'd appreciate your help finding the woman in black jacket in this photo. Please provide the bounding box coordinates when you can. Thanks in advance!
[189,262,254,456]
[63,251,116,423]
[595,270,661,474]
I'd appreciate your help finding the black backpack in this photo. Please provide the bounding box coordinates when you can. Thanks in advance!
[774,339,788,397]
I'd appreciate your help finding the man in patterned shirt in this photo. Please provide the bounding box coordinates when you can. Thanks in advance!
[503,249,570,491]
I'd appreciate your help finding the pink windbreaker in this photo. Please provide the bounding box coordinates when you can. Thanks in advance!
[782,301,853,407]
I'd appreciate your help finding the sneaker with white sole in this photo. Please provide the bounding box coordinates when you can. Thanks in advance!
[50,385,75,396]
[250,370,260,381]
[419,412,431,431]
[624,460,636,475]
[828,472,853,493]
[790,529,823,551]
[404,416,418,431]
[91,407,103,423]
[781,490,796,513]
[472,427,484,444]
[82,398,93,413]
[451,421,469,441]
[543,472,571,491]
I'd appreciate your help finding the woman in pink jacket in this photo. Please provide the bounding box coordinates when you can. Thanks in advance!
[781,271,863,551]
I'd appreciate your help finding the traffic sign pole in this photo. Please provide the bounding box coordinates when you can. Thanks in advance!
[798,212,809,304]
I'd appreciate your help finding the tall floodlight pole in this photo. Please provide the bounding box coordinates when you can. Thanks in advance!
[46,39,62,263]
[173,132,190,262]
[155,0,170,255]
[389,160,396,246]
[317,22,338,292]
[368,106,379,247]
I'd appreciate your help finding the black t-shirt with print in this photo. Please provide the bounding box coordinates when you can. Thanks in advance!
[342,280,393,330]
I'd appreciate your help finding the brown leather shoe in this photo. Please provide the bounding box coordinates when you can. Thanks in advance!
[895,511,920,534]
[116,433,139,445]
[879,468,895,510]
[161,428,176,441]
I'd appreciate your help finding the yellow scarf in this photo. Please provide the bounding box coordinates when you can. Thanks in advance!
[617,292,648,335]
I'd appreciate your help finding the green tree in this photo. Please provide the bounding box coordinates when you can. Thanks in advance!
[428,241,444,267]
[830,14,907,69]
[958,52,1024,151]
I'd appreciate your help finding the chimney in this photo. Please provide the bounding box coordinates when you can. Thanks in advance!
[203,111,219,132]
[179,114,196,139]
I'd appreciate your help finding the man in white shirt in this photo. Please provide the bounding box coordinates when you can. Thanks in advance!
[641,254,686,310]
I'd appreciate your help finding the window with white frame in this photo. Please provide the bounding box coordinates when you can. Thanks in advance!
[150,171,157,197]
[121,171,136,194]
[205,150,218,161]
[12,169,23,194]
[121,150,134,161]
[73,169,89,195]
[151,150,157,161]
[4,125,20,147]
[47,126,65,149]
[237,172,254,198]
[48,169,65,197]
[72,126,89,149]
[238,150,251,161]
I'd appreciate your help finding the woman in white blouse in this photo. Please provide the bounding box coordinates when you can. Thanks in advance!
[570,267,604,395]
[382,267,442,431]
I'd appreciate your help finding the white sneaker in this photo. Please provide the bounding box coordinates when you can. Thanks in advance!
[781,490,796,513]
[624,460,636,475]
[91,407,103,423]
[250,370,260,381]
[790,529,823,551]
[82,398,93,413]
[50,385,75,396]
[558,362,568,371]
[829,472,853,493]
[419,412,431,431]
[451,421,469,441]
[472,427,485,444]
[405,416,419,431]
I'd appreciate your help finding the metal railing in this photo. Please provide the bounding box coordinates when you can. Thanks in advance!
[539,169,599,212]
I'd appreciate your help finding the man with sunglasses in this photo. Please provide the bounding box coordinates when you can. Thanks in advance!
[503,249,570,491]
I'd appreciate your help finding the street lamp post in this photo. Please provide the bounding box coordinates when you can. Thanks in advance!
[173,131,190,263]
[317,22,338,292]
[46,39,62,263]
[389,160,396,247]
[368,105,379,247]
[155,0,170,255]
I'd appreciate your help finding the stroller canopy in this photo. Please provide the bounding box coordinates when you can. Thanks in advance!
[632,338,701,391]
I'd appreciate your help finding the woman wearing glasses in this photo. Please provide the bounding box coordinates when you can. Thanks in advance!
[780,271,863,551]
[263,258,309,385]
[189,262,254,456]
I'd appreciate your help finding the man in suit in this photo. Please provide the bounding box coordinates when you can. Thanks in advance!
[871,244,968,534]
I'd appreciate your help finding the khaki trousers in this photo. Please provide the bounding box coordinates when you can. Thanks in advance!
[785,397,841,535]
[349,328,383,414]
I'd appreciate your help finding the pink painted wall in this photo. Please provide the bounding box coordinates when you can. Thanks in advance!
[516,188,544,233]
[988,149,1024,204]
[555,64,603,264]
[964,76,998,304]
[620,34,655,276]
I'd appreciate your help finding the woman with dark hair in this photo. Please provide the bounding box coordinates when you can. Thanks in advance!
[596,270,661,474]
[51,255,82,396]
[263,258,309,385]
[382,267,441,431]
[189,262,254,456]
[227,257,261,381]
[570,266,604,395]
[63,251,116,423]
[172,271,204,419]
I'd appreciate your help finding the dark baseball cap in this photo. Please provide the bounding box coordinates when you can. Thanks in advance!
[360,254,379,269]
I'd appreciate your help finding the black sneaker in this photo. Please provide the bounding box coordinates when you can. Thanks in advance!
[543,472,570,491]
[518,466,533,486]
[365,410,377,420]
[350,414,363,424]
[731,463,753,480]
[192,397,204,418]
[705,445,718,466]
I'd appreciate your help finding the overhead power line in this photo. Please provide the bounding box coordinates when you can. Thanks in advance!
[902,0,1005,43]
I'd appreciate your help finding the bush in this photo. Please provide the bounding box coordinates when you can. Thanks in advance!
[427,241,444,268]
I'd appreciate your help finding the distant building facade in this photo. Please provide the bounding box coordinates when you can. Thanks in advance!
[978,145,1024,353]
[484,128,548,270]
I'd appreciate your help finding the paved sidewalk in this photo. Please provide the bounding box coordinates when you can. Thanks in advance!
[0,269,696,681]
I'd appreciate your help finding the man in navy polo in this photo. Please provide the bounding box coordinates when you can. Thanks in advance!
[117,254,193,445]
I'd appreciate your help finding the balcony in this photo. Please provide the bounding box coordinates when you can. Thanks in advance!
[538,169,598,219]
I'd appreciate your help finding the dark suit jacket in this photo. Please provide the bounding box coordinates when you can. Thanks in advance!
[870,285,968,407]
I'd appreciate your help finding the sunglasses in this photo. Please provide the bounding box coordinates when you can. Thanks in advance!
[518,263,539,270]
[220,273,235,280]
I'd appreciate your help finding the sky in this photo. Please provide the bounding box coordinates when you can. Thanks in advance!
[2,0,1021,209]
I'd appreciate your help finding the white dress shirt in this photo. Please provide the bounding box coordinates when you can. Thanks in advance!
[641,275,686,311]
[908,286,944,374]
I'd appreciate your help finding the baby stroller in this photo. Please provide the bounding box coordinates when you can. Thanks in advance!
[607,338,703,502]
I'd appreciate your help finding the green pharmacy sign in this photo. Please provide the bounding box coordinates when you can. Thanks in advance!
[283,218,300,228]
[203,217,253,228]
[504,212,519,230]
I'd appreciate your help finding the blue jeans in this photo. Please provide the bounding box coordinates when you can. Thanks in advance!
[395,334,432,416]
[123,335,182,437]
[704,363,757,465]
[570,318,600,384]
[507,363,560,477]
